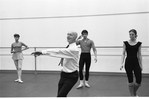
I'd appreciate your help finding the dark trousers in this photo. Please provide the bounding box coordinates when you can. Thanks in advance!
[57,70,78,97]
[79,53,91,81]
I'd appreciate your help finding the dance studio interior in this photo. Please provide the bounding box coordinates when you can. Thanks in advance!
[0,0,149,97]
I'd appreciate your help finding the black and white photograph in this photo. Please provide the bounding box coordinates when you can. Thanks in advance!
[0,0,149,98]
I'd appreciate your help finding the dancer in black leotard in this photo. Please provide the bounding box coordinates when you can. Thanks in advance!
[120,29,142,96]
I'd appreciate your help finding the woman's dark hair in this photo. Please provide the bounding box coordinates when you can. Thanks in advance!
[129,29,137,35]
[14,34,20,38]
[81,30,88,35]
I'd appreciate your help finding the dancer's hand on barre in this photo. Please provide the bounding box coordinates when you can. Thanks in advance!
[31,51,43,56]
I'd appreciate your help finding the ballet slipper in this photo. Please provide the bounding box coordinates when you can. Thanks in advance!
[18,79,23,83]
[85,81,90,88]
[76,84,84,89]
[15,79,19,82]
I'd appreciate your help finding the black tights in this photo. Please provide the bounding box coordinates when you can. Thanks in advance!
[125,64,142,84]
[79,53,91,81]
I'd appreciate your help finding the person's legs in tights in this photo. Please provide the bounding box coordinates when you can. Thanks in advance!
[14,60,19,81]
[85,54,91,87]
[133,66,142,96]
[77,54,85,88]
[18,60,23,82]
[79,56,85,81]
[125,66,135,96]
[14,60,23,83]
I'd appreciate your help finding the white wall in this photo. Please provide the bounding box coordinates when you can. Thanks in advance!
[0,0,149,73]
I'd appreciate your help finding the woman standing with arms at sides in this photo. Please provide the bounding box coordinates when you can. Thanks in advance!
[11,34,29,83]
[120,29,142,96]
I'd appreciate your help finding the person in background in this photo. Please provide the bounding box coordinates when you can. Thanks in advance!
[76,30,97,89]
[31,32,79,97]
[11,34,29,83]
[120,29,142,96]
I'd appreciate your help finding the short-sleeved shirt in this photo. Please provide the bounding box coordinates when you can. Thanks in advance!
[77,39,93,53]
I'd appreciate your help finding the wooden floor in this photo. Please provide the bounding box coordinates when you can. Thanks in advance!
[0,72,149,97]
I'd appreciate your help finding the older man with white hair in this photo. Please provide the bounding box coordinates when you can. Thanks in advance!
[31,32,79,97]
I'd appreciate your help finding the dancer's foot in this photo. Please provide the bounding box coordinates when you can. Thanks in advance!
[18,79,23,83]
[15,79,19,82]
[85,82,90,88]
[76,84,83,89]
